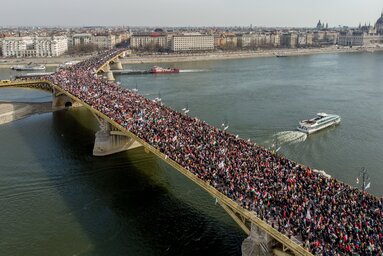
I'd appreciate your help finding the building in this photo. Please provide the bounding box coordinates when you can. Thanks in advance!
[119,32,130,43]
[171,34,214,52]
[338,31,364,46]
[297,33,307,47]
[130,32,168,50]
[313,31,326,44]
[324,31,338,45]
[306,32,313,46]
[1,36,68,57]
[338,29,382,47]
[270,32,281,47]
[35,36,68,57]
[214,33,238,49]
[316,20,323,30]
[316,20,328,30]
[338,13,383,47]
[91,34,116,49]
[375,12,383,34]
[2,37,33,57]
[281,32,298,48]
[238,33,268,48]
[362,33,383,46]
[312,31,338,46]
[69,33,92,48]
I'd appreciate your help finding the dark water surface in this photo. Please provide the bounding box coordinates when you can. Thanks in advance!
[0,52,382,255]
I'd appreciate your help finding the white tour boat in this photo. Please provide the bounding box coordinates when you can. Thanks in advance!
[297,113,341,134]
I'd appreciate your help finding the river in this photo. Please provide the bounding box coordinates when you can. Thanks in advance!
[0,52,382,255]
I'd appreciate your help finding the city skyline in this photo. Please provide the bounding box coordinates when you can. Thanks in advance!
[1,0,382,28]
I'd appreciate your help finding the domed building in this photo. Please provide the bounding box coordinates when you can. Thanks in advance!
[375,12,383,34]
[338,12,383,47]
[153,28,165,33]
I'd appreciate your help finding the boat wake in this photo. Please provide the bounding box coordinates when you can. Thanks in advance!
[179,69,207,73]
[273,131,307,144]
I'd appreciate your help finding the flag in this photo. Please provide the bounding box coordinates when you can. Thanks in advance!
[318,216,322,226]
[365,182,371,190]
[306,209,311,220]
[356,177,359,184]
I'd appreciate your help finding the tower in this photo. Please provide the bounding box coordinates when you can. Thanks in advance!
[316,20,322,30]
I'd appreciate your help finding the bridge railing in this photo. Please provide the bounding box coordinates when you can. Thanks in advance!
[0,80,53,92]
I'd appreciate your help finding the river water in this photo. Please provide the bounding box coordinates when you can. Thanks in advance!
[0,52,382,255]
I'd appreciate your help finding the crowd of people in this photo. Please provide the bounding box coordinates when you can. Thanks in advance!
[44,48,383,255]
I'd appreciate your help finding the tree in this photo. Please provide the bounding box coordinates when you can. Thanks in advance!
[67,43,99,55]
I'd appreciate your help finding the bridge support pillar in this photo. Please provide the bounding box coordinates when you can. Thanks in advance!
[242,223,275,256]
[102,63,111,72]
[106,71,115,81]
[93,118,142,156]
[52,89,80,109]
[110,60,123,70]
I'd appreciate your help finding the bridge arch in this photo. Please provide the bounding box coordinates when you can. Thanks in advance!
[64,101,72,108]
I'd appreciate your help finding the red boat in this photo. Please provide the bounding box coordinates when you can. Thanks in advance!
[149,66,180,74]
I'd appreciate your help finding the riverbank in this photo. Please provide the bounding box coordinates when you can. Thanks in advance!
[0,101,53,125]
[0,46,382,68]
[121,46,383,64]
[0,55,92,69]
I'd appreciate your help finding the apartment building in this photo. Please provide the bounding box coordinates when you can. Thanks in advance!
[171,34,214,52]
[130,32,168,50]
[35,36,68,57]
[1,36,68,57]
[91,34,116,49]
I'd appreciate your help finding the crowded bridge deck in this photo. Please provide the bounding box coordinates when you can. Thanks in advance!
[1,49,382,255]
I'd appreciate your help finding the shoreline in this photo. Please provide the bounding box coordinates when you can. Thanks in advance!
[0,46,382,68]
[0,55,92,69]
[0,101,53,125]
[120,47,383,64]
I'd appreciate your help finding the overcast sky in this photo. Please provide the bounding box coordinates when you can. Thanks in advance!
[1,0,382,27]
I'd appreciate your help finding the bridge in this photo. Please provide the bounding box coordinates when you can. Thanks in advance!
[1,49,381,256]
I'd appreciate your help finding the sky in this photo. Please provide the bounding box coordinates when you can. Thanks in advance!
[1,0,382,27]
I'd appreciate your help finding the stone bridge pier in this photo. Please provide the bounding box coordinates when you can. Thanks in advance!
[242,223,296,256]
[110,59,123,70]
[242,224,276,256]
[93,117,142,156]
[100,57,123,81]
[52,89,81,109]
